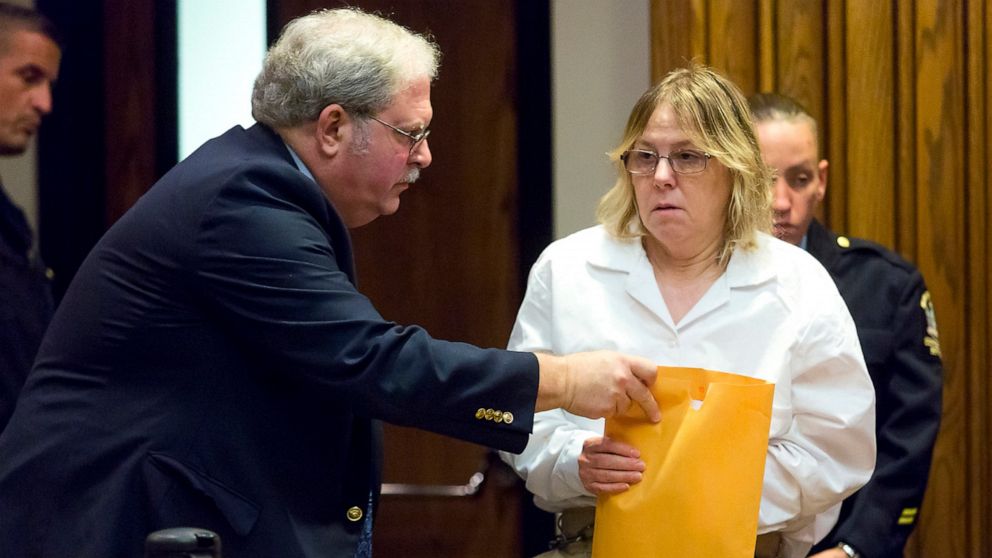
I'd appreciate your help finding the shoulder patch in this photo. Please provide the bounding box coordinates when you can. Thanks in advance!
[921,291,941,357]
[837,236,851,248]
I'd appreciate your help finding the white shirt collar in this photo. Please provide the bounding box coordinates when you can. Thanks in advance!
[585,228,777,289]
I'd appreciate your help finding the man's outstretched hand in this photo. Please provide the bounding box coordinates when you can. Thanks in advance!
[535,351,660,422]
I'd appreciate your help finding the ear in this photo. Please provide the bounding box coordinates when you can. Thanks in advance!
[816,158,829,201]
[315,104,348,157]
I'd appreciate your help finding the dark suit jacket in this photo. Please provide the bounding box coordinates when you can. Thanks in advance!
[0,124,538,557]
[0,185,53,433]
[806,219,942,558]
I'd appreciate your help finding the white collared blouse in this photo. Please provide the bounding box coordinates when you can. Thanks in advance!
[501,225,875,556]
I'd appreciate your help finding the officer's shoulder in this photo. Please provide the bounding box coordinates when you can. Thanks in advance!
[833,234,919,276]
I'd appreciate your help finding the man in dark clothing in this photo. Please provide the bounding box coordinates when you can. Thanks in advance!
[750,92,943,558]
[0,3,61,432]
[0,8,660,558]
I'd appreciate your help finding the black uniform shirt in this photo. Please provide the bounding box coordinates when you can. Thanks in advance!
[806,219,942,558]
[0,184,54,433]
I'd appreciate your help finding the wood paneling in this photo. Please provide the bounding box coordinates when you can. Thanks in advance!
[845,0,894,246]
[103,0,158,225]
[649,0,990,555]
[774,0,824,124]
[824,0,847,230]
[707,1,758,92]
[895,0,917,256]
[912,3,969,556]
[651,0,702,77]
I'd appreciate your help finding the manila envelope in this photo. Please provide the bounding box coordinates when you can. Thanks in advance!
[592,366,774,557]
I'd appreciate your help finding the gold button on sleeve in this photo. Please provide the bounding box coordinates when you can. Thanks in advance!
[502,411,514,424]
[475,408,485,419]
[346,506,364,522]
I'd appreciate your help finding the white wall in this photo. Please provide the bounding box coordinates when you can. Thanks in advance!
[178,0,266,159]
[0,0,39,234]
[551,0,650,239]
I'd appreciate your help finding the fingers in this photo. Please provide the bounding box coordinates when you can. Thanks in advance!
[586,436,641,458]
[556,350,660,422]
[625,354,658,386]
[623,354,661,422]
[625,375,661,422]
[585,478,639,495]
[579,436,646,495]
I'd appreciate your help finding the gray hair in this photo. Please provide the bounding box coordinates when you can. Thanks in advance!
[251,7,440,128]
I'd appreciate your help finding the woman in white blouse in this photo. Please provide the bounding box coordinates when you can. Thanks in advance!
[501,66,875,558]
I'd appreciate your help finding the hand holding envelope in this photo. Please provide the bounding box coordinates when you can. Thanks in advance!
[535,351,662,422]
[591,366,775,557]
[578,436,646,496]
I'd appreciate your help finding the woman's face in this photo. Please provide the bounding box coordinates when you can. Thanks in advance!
[631,103,733,258]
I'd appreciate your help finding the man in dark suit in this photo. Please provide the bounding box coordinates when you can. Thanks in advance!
[0,2,60,434]
[0,8,660,558]
[750,93,943,558]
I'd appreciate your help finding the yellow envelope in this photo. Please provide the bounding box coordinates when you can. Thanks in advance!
[592,366,774,557]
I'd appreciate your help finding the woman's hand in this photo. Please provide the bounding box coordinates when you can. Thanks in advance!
[578,436,646,494]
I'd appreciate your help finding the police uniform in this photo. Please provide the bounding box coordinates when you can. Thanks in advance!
[0,184,53,434]
[806,219,942,558]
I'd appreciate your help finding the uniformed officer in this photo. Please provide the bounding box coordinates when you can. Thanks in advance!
[749,92,943,558]
[0,3,61,434]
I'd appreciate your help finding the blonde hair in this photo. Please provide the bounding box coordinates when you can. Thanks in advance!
[252,7,440,127]
[597,65,772,265]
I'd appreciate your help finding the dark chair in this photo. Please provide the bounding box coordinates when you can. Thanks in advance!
[144,527,221,558]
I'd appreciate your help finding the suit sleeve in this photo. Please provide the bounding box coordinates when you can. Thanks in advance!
[192,170,538,452]
[825,271,943,558]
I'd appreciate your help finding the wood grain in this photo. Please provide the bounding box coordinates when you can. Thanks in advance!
[103,0,158,225]
[649,1,989,555]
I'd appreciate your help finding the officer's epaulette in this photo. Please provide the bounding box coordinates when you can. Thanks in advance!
[833,234,917,273]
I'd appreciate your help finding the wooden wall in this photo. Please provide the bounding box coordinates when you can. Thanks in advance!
[650,0,990,556]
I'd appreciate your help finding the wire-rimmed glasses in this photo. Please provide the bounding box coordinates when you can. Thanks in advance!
[621,148,711,175]
[369,115,430,155]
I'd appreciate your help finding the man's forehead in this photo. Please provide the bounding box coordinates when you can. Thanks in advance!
[382,77,432,121]
[759,119,816,147]
[0,29,60,58]
[0,30,60,76]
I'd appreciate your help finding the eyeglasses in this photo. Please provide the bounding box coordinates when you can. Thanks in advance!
[369,115,430,155]
[621,148,711,175]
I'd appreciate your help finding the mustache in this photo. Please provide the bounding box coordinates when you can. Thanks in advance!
[403,167,420,184]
